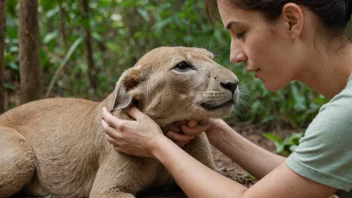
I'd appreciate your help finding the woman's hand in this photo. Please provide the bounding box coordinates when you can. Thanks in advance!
[101,106,164,158]
[167,119,213,147]
[167,118,228,148]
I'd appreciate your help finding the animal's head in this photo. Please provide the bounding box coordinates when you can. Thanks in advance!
[111,47,239,126]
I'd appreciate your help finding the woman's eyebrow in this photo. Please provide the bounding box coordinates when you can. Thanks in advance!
[226,21,242,29]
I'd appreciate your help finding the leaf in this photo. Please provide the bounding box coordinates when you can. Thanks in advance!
[263,133,284,153]
[251,100,261,112]
[43,31,59,44]
[4,83,16,91]
[8,61,18,71]
[284,132,303,145]
[152,17,173,31]
[137,8,150,21]
[92,32,102,42]
[46,6,60,18]
[9,46,18,52]
[290,82,306,111]
[261,115,274,124]
[263,133,282,144]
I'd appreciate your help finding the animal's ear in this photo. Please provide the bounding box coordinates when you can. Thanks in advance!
[111,68,143,112]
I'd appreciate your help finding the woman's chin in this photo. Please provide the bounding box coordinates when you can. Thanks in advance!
[263,81,287,92]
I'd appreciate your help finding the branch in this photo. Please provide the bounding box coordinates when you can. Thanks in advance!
[45,36,83,98]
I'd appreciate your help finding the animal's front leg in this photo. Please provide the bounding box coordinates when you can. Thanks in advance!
[184,133,216,170]
[90,153,159,198]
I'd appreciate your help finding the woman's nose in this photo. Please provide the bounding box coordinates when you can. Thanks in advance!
[230,51,246,64]
[229,40,247,64]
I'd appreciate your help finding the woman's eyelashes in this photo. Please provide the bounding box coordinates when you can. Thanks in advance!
[236,31,246,39]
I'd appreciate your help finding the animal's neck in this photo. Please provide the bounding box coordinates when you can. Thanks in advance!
[98,93,186,135]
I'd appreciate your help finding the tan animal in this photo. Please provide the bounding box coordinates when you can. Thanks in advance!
[0,46,239,198]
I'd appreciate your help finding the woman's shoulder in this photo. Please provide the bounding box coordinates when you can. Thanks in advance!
[308,83,352,140]
[285,81,352,192]
[318,74,352,122]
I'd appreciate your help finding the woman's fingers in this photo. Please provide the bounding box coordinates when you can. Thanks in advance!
[181,125,204,136]
[106,134,118,145]
[102,119,117,136]
[170,125,181,133]
[101,106,161,158]
[166,119,213,148]
[113,145,124,153]
[181,119,212,136]
[125,105,149,122]
[188,120,198,128]
[102,107,120,128]
[167,131,194,142]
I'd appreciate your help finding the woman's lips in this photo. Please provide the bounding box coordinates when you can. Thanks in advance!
[246,67,261,78]
[254,69,261,78]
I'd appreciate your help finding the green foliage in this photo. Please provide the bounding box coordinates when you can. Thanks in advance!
[263,132,304,156]
[3,0,328,130]
[233,70,328,129]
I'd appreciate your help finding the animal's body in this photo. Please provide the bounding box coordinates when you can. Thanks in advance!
[0,47,239,197]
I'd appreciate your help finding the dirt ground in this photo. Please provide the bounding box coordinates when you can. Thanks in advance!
[140,123,295,198]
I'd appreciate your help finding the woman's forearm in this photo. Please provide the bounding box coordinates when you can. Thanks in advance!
[210,121,285,179]
[152,136,247,198]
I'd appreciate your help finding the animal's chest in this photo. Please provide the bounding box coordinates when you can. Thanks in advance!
[135,162,176,196]
[152,164,175,187]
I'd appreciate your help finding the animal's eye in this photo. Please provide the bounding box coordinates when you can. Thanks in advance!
[175,61,192,70]
[172,61,196,74]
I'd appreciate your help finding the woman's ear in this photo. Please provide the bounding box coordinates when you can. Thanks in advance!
[281,3,304,39]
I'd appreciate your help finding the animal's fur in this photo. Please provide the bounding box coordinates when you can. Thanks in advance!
[0,47,239,197]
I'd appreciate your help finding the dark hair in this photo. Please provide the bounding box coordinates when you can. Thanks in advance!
[205,0,352,34]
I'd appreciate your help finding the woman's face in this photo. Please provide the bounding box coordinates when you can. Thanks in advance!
[218,1,306,91]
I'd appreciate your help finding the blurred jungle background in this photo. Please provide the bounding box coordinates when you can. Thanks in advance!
[1,0,335,195]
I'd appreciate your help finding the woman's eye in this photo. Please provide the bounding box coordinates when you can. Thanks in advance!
[236,31,245,39]
[175,61,191,70]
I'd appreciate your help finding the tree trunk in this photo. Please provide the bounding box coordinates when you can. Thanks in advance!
[18,0,43,104]
[122,3,158,61]
[79,0,97,90]
[0,0,5,113]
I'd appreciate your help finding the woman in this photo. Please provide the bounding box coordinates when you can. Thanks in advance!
[102,0,352,197]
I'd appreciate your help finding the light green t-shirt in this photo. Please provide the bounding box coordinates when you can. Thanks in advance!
[286,74,352,197]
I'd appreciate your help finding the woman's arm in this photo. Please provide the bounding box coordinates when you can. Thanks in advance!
[152,135,248,197]
[151,135,336,198]
[102,107,337,198]
[204,119,286,179]
[169,118,285,179]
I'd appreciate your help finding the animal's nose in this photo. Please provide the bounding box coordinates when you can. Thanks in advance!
[220,81,238,94]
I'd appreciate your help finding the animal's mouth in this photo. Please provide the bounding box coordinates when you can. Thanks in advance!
[200,100,233,111]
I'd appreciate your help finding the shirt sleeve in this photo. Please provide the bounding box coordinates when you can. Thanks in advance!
[286,87,352,192]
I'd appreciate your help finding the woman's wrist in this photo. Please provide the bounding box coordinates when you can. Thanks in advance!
[149,135,171,158]
[206,118,229,147]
